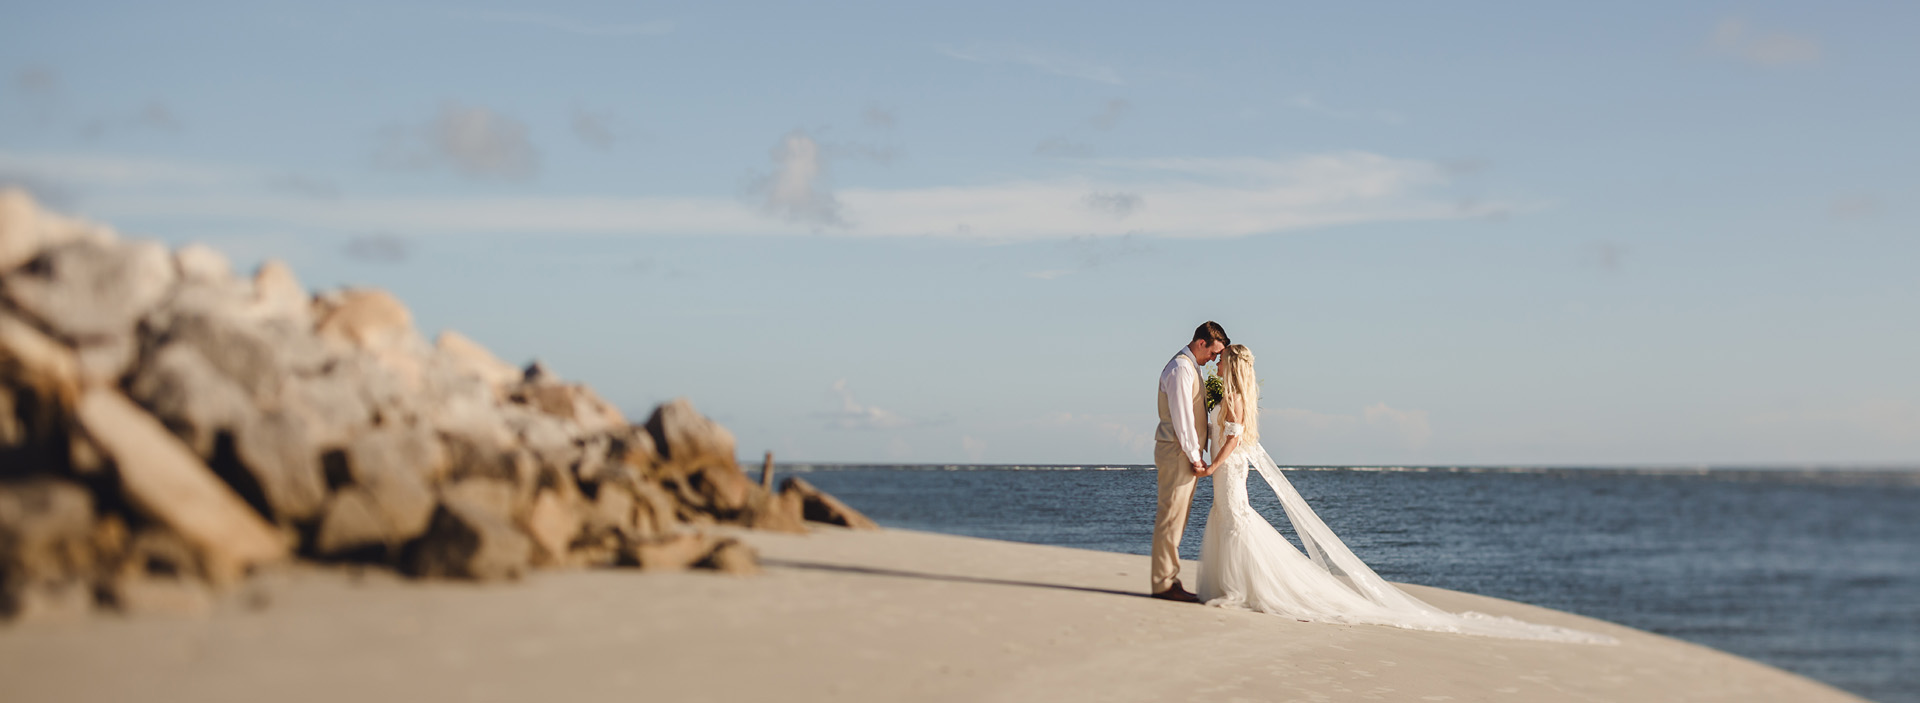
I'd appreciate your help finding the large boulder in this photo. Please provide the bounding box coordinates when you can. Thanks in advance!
[403,481,532,581]
[74,388,288,584]
[0,188,111,274]
[780,476,879,530]
[2,238,175,343]
[645,397,736,467]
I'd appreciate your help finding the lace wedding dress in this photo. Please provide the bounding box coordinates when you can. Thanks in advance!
[1195,413,1616,644]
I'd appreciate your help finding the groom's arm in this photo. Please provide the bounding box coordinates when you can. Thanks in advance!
[1167,362,1204,470]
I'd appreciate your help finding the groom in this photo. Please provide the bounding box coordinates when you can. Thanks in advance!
[1150,321,1229,603]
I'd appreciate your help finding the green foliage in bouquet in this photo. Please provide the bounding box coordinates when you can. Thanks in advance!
[1204,373,1224,411]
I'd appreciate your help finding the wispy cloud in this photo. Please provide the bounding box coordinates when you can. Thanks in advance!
[863,106,897,130]
[13,66,58,96]
[1088,98,1131,129]
[1585,241,1628,272]
[11,149,1517,240]
[376,102,540,180]
[751,130,842,227]
[822,379,913,430]
[342,233,409,264]
[456,10,673,37]
[571,109,618,150]
[939,44,1122,85]
[1083,191,1142,219]
[1709,18,1820,66]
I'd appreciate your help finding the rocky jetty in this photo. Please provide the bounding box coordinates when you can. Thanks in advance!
[0,189,874,621]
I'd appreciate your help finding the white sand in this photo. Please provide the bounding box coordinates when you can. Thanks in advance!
[0,527,1866,702]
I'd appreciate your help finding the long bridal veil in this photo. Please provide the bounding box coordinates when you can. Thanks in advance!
[1226,441,1618,645]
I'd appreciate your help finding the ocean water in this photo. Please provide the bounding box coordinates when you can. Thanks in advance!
[789,464,1920,703]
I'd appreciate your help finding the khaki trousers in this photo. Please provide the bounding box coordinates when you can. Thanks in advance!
[1150,438,1198,594]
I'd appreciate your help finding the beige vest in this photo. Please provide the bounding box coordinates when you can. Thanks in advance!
[1155,357,1207,445]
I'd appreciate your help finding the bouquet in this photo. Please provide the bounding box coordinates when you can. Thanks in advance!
[1204,372,1224,411]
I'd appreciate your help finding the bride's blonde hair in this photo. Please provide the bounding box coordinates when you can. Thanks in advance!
[1218,344,1259,443]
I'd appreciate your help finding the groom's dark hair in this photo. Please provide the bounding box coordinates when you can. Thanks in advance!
[1192,321,1230,346]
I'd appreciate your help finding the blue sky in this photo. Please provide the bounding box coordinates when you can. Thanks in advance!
[4,1,1916,465]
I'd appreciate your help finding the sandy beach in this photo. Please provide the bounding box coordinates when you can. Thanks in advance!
[0,527,1865,703]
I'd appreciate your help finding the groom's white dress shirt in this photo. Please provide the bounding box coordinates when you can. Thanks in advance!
[1159,347,1203,466]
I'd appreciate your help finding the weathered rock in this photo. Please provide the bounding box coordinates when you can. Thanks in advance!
[515,382,626,435]
[522,490,581,565]
[250,260,308,323]
[315,288,413,348]
[2,238,176,342]
[231,411,328,523]
[339,425,440,544]
[106,529,212,616]
[780,476,879,530]
[621,531,718,572]
[312,488,389,557]
[435,331,519,389]
[747,487,810,534]
[346,422,447,484]
[629,479,681,538]
[173,243,231,283]
[72,335,137,386]
[582,483,638,538]
[700,538,760,575]
[124,343,254,457]
[644,397,737,467]
[75,388,288,584]
[281,371,372,449]
[0,312,80,456]
[403,488,532,581]
[0,478,96,618]
[148,305,325,402]
[0,188,107,273]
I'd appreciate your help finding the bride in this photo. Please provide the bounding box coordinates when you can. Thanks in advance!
[1194,344,1615,644]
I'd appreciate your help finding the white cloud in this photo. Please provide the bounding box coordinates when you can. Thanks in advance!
[457,10,673,37]
[751,131,842,227]
[1710,18,1821,66]
[1083,191,1142,219]
[939,44,1122,85]
[10,149,1515,240]
[377,103,539,180]
[822,379,912,430]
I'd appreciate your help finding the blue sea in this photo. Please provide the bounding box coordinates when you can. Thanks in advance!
[790,464,1920,703]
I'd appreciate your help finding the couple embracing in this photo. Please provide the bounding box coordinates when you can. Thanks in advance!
[1147,321,1614,643]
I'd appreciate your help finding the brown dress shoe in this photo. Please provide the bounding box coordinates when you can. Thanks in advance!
[1151,581,1202,603]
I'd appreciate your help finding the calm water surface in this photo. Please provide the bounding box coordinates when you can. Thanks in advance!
[791,465,1920,703]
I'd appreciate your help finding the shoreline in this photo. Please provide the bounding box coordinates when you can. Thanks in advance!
[0,527,1866,703]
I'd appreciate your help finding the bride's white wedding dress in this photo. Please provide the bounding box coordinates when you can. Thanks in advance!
[1195,413,1616,644]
